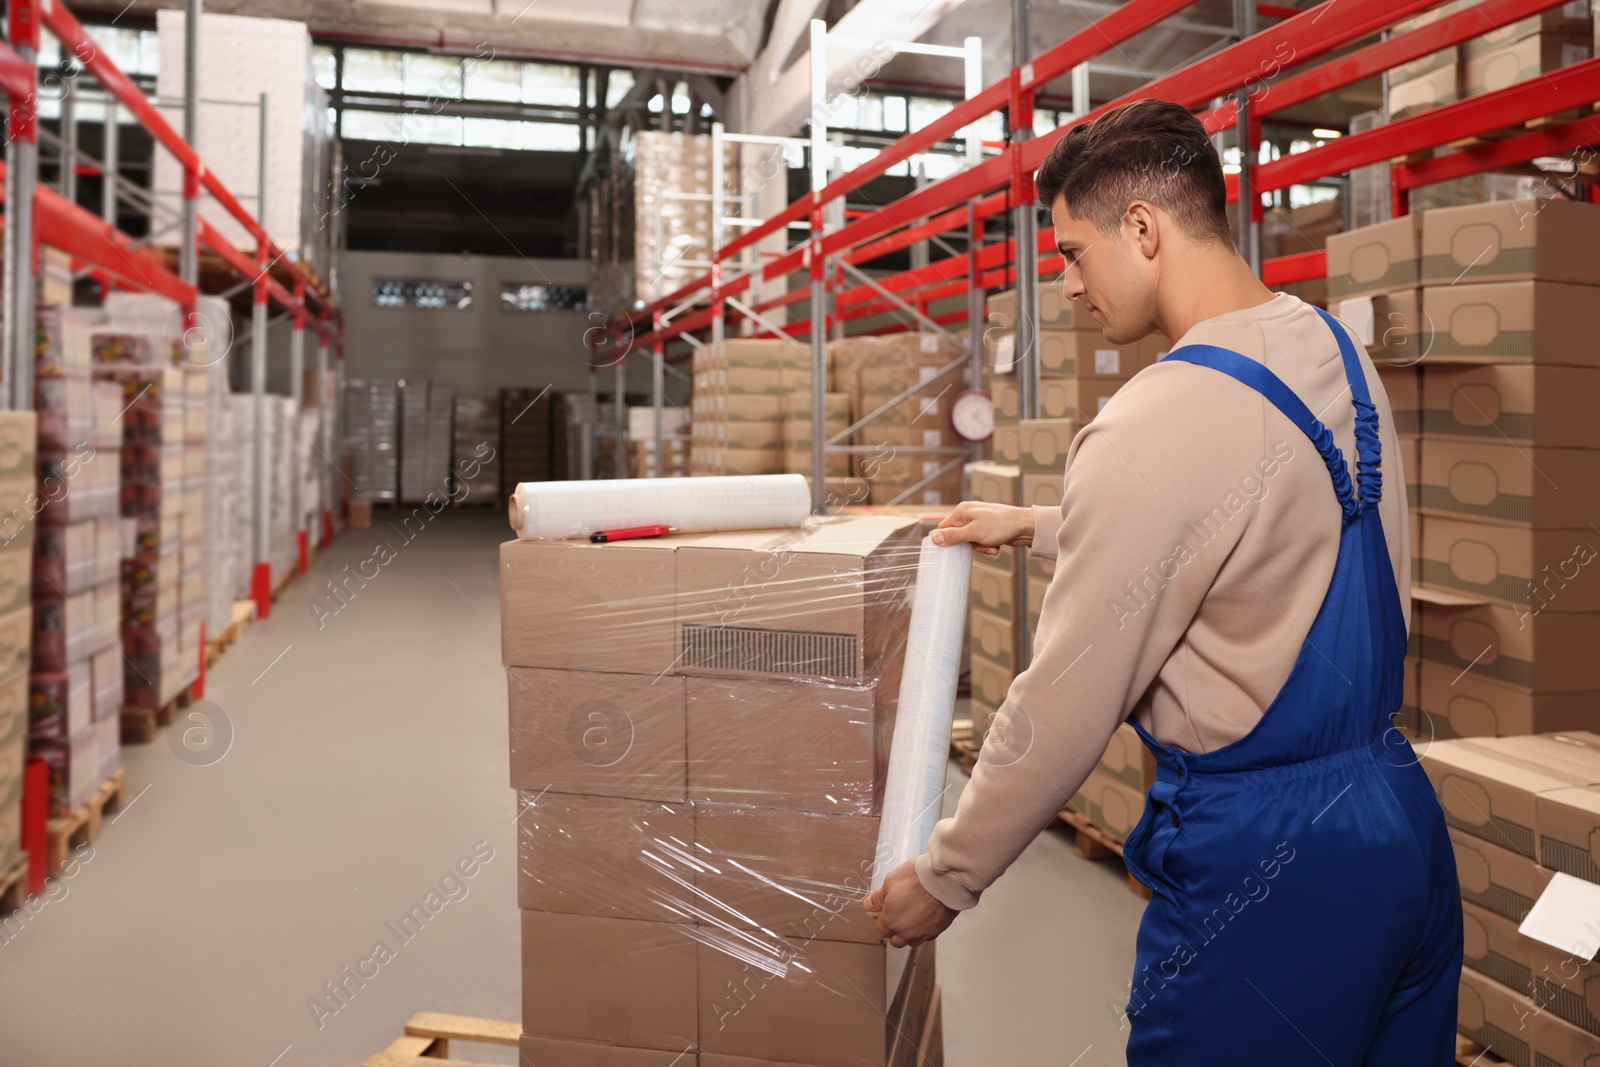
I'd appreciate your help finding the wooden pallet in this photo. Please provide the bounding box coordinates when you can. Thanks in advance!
[205,606,250,666]
[273,568,297,600]
[0,853,28,913]
[949,725,1150,900]
[45,768,127,872]
[1456,1035,1509,1065]
[363,1011,520,1066]
[120,686,192,744]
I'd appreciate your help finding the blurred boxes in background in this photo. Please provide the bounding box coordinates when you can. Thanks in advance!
[452,395,502,501]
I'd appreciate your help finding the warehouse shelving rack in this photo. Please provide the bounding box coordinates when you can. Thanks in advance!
[0,0,345,629]
[617,0,1600,510]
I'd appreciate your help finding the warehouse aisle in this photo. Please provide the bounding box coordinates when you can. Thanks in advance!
[0,509,1145,1067]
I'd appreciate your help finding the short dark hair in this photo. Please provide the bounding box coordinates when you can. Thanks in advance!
[1035,99,1232,245]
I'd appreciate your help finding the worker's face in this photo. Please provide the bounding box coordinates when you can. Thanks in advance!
[1050,196,1157,345]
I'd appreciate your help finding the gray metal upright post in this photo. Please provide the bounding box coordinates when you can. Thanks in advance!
[808,19,828,514]
[101,104,119,224]
[60,81,76,205]
[181,0,201,287]
[290,304,305,543]
[317,333,330,523]
[1011,0,1038,423]
[612,361,625,478]
[3,48,37,411]
[1234,0,1260,275]
[252,91,269,583]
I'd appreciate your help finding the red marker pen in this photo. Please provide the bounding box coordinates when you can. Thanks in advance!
[589,524,672,543]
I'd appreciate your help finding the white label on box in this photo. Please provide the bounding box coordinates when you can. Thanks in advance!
[1093,348,1121,375]
[1561,42,1589,67]
[922,430,941,446]
[1097,396,1112,413]
[922,461,940,477]
[1519,872,1600,959]
[1562,0,1587,18]
[919,366,938,382]
[1338,297,1377,346]
[919,399,938,418]
[920,335,939,353]
[994,334,1016,374]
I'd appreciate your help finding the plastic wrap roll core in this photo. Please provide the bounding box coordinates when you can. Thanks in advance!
[507,474,811,540]
[872,536,972,890]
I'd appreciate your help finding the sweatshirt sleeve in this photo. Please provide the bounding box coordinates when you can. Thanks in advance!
[1029,505,1063,560]
[916,366,1277,910]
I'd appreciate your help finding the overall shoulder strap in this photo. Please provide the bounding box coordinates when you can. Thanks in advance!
[1161,343,1359,524]
[1314,306,1383,511]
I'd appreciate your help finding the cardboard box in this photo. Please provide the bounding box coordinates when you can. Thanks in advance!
[1026,555,1054,636]
[1422,200,1600,287]
[1070,765,1148,843]
[1461,899,1537,992]
[500,536,685,674]
[1419,514,1600,612]
[968,651,1013,722]
[1021,472,1062,510]
[1463,33,1591,97]
[1016,419,1079,473]
[1466,0,1594,55]
[1422,363,1600,448]
[969,553,1020,622]
[886,945,939,1067]
[1417,596,1600,692]
[1419,657,1600,738]
[1457,966,1535,1065]
[992,422,1020,465]
[1537,784,1600,885]
[696,935,898,1066]
[517,1035,695,1067]
[1376,363,1421,437]
[968,606,1020,673]
[967,543,1020,578]
[693,804,881,944]
[520,911,698,1051]
[986,287,1087,331]
[1389,62,1460,120]
[508,669,687,802]
[1416,437,1600,528]
[1532,1006,1600,1065]
[686,676,884,815]
[1391,43,1460,83]
[1527,935,1600,1040]
[1422,279,1598,365]
[1036,329,1147,379]
[967,462,1021,504]
[1038,376,1123,421]
[1452,826,1556,921]
[1098,722,1158,793]
[1422,736,1600,859]
[516,792,696,922]
[1330,289,1426,365]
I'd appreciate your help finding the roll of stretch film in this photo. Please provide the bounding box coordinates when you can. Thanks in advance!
[507,474,811,540]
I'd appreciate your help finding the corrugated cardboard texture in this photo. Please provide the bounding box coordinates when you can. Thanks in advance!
[1419,514,1600,611]
[1462,33,1592,97]
[1537,785,1600,886]
[1039,377,1123,421]
[1017,419,1078,473]
[1417,595,1600,693]
[986,287,1088,331]
[1530,1005,1600,1065]
[693,804,881,944]
[696,935,889,1066]
[1037,329,1150,379]
[1458,966,1535,1065]
[968,651,1013,716]
[1451,826,1555,921]
[1327,213,1425,301]
[1022,472,1063,509]
[1072,765,1148,843]
[1388,62,1460,120]
[1416,437,1600,528]
[969,555,1019,622]
[966,462,1021,505]
[1526,934,1600,1041]
[1098,723,1158,793]
[686,676,884,816]
[1376,363,1420,437]
[1422,201,1600,287]
[520,911,698,1051]
[517,792,696,923]
[1421,363,1600,447]
[992,423,1020,465]
[508,668,687,801]
[968,606,1020,673]
[1461,899,1536,992]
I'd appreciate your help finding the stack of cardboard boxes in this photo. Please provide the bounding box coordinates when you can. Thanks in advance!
[345,378,400,505]
[628,131,738,307]
[689,338,801,478]
[1388,0,1592,119]
[451,395,501,500]
[1419,732,1600,1063]
[501,514,944,1066]
[0,411,36,869]
[178,368,210,697]
[627,406,691,479]
[31,308,120,815]
[498,386,557,492]
[1333,199,1600,741]
[1261,197,1343,308]
[399,380,454,505]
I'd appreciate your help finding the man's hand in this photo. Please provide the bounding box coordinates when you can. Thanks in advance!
[931,501,1035,555]
[863,860,958,948]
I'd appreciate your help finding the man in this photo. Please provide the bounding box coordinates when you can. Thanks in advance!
[863,99,1462,1065]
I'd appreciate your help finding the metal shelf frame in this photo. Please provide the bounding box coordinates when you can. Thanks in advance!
[616,0,1600,504]
[1,0,345,624]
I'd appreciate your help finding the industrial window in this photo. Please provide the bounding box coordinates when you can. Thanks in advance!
[313,46,338,91]
[500,284,588,311]
[464,118,581,152]
[372,279,473,309]
[522,64,581,107]
[343,49,404,94]
[464,59,523,103]
[605,71,635,109]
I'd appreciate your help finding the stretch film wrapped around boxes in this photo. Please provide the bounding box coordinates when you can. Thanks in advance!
[503,512,946,1065]
[345,378,399,504]
[453,396,501,502]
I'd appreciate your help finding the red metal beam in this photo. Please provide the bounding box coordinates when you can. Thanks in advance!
[1201,0,1577,128]
[1394,112,1600,190]
[0,40,33,100]
[199,219,298,315]
[1262,250,1327,285]
[0,163,196,307]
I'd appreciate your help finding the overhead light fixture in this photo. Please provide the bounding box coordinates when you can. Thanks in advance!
[1312,128,1342,139]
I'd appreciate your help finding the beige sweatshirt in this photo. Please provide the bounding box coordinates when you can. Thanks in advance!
[916,293,1409,911]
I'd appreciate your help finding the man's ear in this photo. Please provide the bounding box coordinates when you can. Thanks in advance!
[1126,201,1159,258]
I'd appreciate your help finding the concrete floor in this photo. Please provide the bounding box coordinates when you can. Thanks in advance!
[0,509,1146,1066]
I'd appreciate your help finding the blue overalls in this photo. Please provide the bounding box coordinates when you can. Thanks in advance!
[1119,308,1464,1066]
